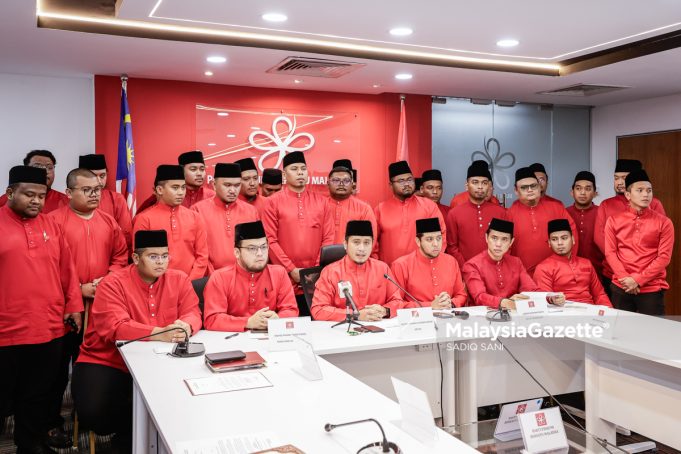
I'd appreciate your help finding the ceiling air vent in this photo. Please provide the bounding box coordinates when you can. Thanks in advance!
[537,84,631,97]
[266,57,366,78]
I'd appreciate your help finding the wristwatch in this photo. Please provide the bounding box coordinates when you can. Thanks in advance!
[383,307,391,319]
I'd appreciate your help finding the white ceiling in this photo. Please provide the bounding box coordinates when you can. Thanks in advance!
[4,0,681,106]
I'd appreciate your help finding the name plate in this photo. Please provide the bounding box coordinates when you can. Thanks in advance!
[585,305,619,339]
[494,398,543,442]
[397,307,436,338]
[515,297,548,316]
[267,317,311,351]
[517,407,568,453]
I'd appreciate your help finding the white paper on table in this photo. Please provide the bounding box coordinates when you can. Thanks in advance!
[247,331,269,340]
[184,371,272,396]
[175,431,279,454]
[390,377,438,443]
[152,344,174,354]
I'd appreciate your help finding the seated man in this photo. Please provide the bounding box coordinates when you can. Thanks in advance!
[534,219,611,307]
[462,218,540,310]
[311,220,415,321]
[390,218,467,308]
[203,221,299,331]
[71,230,202,453]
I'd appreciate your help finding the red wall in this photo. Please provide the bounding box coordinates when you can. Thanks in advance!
[94,75,432,208]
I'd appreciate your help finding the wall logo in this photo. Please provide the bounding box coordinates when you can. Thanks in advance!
[471,137,516,190]
[249,116,315,171]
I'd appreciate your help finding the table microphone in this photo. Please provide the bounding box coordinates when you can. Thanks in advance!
[325,418,400,453]
[115,326,205,358]
[338,281,360,317]
[383,273,422,307]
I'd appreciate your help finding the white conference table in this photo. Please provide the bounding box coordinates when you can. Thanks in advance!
[120,327,478,454]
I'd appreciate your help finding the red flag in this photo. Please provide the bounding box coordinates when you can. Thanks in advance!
[396,96,409,162]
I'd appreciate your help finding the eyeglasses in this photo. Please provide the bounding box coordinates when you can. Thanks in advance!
[329,177,352,186]
[391,177,414,186]
[238,244,269,254]
[30,163,55,171]
[69,186,103,196]
[519,183,539,192]
[146,254,170,262]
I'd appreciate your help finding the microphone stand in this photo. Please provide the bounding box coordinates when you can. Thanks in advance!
[325,418,400,453]
[331,289,363,331]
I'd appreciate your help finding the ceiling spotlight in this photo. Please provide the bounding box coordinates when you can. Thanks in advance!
[496,39,519,48]
[217,112,229,117]
[395,73,413,80]
[226,134,236,138]
[206,56,227,63]
[262,13,287,22]
[294,79,303,84]
[207,143,216,146]
[204,70,214,76]
[389,27,413,37]
[333,139,342,143]
[372,84,381,88]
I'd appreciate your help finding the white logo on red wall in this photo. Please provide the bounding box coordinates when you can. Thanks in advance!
[248,116,315,171]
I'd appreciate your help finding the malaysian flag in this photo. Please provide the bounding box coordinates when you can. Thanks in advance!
[115,76,137,215]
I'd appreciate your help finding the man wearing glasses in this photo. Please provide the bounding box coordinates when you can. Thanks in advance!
[48,168,128,447]
[529,162,563,206]
[0,150,68,214]
[72,229,202,453]
[326,165,376,244]
[374,160,446,265]
[203,221,298,331]
[506,167,577,275]
[78,154,133,249]
[193,163,259,273]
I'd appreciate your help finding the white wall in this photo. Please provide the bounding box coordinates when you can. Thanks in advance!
[591,92,681,201]
[0,73,94,191]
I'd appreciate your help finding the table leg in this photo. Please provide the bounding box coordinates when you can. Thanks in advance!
[584,344,616,452]
[456,340,478,442]
[440,342,456,426]
[132,382,152,454]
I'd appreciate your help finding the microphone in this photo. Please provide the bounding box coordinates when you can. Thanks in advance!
[338,281,360,317]
[383,273,422,307]
[325,418,399,453]
[115,326,205,358]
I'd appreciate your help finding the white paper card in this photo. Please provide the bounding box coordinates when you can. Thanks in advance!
[184,371,272,396]
[515,297,548,316]
[391,377,438,443]
[517,407,568,453]
[175,431,279,454]
[585,305,619,339]
[291,335,323,381]
[397,307,435,339]
[494,398,543,441]
[267,316,311,351]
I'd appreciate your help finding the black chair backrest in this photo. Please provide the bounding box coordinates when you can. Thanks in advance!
[191,276,209,315]
[320,244,346,268]
[299,266,323,316]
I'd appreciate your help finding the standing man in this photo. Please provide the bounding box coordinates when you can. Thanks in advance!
[566,171,604,277]
[506,167,577,275]
[48,168,128,445]
[0,166,82,454]
[192,163,259,272]
[534,219,611,306]
[311,220,414,321]
[78,154,133,248]
[235,157,268,213]
[137,150,215,213]
[326,165,376,244]
[391,218,467,308]
[446,161,506,267]
[529,162,563,206]
[203,221,299,331]
[420,169,450,218]
[374,161,446,265]
[449,160,501,208]
[605,170,674,315]
[0,150,68,213]
[72,230,202,452]
[594,159,666,293]
[133,165,208,280]
[261,168,283,197]
[462,218,540,309]
[262,151,335,316]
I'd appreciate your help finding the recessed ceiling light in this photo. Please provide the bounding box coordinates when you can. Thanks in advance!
[217,112,229,117]
[372,84,381,88]
[226,134,236,138]
[251,126,260,130]
[262,13,287,22]
[204,70,214,76]
[333,139,342,143]
[389,27,413,37]
[206,56,227,63]
[496,39,519,48]
[294,79,303,84]
[207,143,216,146]
[395,73,413,80]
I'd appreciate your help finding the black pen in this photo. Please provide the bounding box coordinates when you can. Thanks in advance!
[224,333,239,340]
